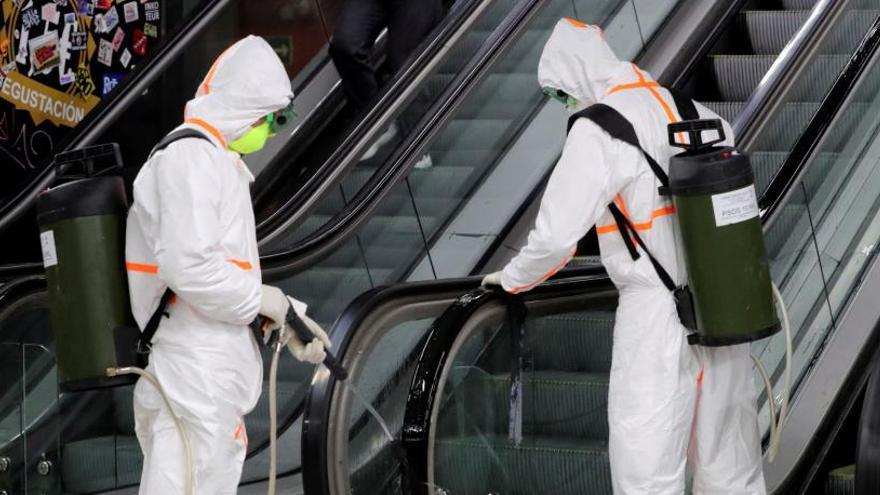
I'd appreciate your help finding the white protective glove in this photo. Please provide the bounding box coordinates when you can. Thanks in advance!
[260,285,290,332]
[481,271,503,288]
[287,312,332,365]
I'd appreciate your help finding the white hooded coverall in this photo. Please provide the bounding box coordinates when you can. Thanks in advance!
[125,36,292,494]
[500,20,765,494]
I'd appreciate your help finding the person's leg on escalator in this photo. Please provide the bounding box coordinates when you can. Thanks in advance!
[387,0,444,169]
[329,0,389,111]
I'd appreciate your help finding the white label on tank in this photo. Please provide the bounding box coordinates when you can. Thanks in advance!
[40,230,58,268]
[711,185,759,227]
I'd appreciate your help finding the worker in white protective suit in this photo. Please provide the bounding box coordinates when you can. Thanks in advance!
[482,19,765,494]
[125,35,330,494]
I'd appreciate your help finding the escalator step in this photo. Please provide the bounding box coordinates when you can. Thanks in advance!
[526,311,615,373]
[61,435,142,494]
[743,10,811,55]
[700,101,744,125]
[444,371,609,440]
[782,0,819,9]
[818,10,880,55]
[825,465,855,495]
[712,55,775,102]
[434,435,611,495]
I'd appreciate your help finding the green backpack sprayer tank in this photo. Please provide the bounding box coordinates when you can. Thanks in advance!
[37,144,139,392]
[667,119,780,346]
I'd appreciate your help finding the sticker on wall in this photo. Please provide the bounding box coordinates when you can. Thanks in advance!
[21,8,40,30]
[30,32,60,72]
[96,0,111,10]
[101,72,123,95]
[143,22,156,37]
[96,37,113,66]
[102,5,118,32]
[41,3,60,25]
[144,1,158,21]
[131,28,146,56]
[69,30,86,50]
[123,1,138,22]
[119,47,131,68]
[112,26,124,51]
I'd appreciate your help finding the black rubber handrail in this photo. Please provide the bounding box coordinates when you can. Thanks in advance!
[761,15,880,219]
[732,0,841,141]
[0,0,230,235]
[258,0,549,277]
[254,0,490,239]
[856,347,880,493]
[299,265,609,494]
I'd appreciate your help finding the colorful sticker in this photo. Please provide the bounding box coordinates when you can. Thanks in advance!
[97,37,113,66]
[41,3,60,24]
[101,72,123,95]
[63,12,75,23]
[59,71,74,85]
[96,0,111,10]
[144,1,157,21]
[119,47,130,67]
[112,26,124,50]
[15,28,29,64]
[77,0,93,15]
[102,5,119,31]
[143,21,156,37]
[93,12,105,32]
[123,1,137,22]
[69,30,87,50]
[29,32,60,72]
[21,8,40,30]
[74,63,96,98]
[131,28,146,55]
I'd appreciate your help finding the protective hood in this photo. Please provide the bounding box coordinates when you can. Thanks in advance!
[537,19,635,105]
[184,35,293,146]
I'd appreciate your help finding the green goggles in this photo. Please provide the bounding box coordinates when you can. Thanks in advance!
[543,87,570,105]
[267,103,296,135]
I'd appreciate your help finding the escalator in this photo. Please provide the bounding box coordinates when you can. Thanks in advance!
[297,5,880,495]
[0,0,870,492]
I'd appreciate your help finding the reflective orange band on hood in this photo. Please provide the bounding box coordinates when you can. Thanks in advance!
[183,118,227,148]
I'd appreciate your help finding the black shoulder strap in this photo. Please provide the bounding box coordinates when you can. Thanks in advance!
[608,204,677,291]
[137,129,215,354]
[567,99,694,292]
[150,128,214,157]
[137,288,174,354]
[568,104,670,194]
[668,87,699,121]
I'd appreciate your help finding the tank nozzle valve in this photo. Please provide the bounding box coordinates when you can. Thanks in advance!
[668,119,725,151]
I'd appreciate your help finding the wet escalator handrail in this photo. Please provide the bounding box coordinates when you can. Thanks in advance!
[760,15,880,222]
[258,0,549,276]
[732,0,841,142]
[0,0,231,236]
[856,348,880,493]
[299,266,611,494]
[254,0,492,240]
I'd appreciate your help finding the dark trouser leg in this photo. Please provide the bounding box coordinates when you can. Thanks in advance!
[329,0,389,111]
[387,0,444,136]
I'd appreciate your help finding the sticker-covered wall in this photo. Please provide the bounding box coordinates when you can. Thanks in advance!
[0,0,159,198]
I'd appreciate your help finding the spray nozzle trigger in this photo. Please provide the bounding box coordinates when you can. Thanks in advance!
[285,307,349,381]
